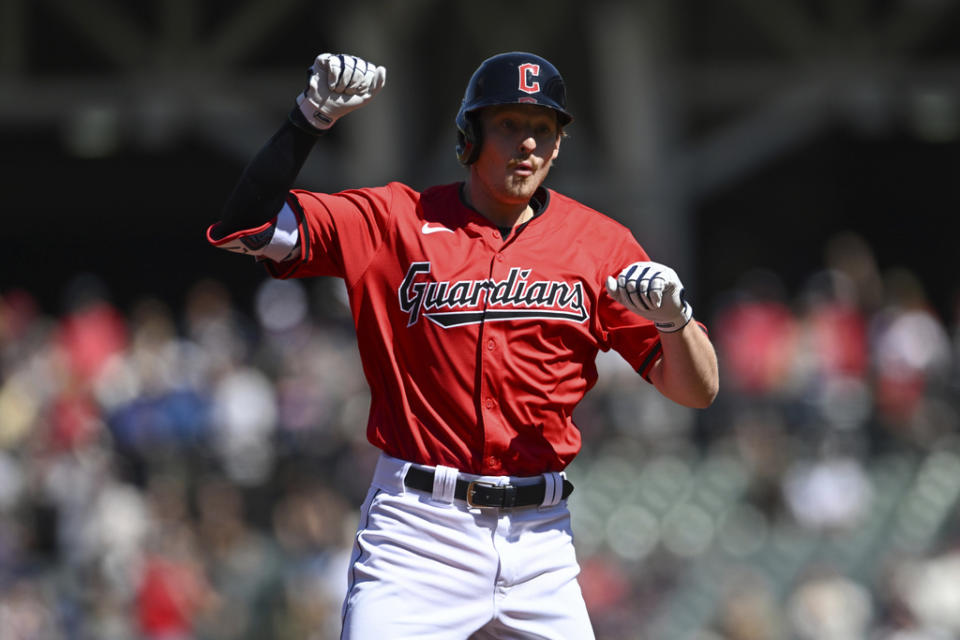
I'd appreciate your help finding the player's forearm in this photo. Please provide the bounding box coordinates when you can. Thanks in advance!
[214,108,322,236]
[649,323,719,408]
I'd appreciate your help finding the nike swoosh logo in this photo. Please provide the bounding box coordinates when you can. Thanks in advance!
[421,222,454,235]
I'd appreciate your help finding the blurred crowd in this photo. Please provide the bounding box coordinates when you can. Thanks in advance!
[1,230,959,640]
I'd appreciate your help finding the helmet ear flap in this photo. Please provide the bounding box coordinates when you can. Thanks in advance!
[456,113,482,165]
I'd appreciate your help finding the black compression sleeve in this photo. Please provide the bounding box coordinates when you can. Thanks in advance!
[214,107,325,237]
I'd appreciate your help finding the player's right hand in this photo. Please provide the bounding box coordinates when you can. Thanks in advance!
[297,53,386,130]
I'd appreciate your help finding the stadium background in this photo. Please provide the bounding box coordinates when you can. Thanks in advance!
[2,1,960,638]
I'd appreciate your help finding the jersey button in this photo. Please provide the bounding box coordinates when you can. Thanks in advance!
[487,339,495,351]
[485,398,495,410]
[496,254,504,262]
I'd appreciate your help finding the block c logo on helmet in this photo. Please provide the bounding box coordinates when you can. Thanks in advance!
[518,63,541,94]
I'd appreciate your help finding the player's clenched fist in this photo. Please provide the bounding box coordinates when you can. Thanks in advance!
[297,53,386,130]
[606,261,693,332]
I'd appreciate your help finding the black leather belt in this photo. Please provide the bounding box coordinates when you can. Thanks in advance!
[403,466,574,509]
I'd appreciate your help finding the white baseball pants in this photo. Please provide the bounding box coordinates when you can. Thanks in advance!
[339,454,596,639]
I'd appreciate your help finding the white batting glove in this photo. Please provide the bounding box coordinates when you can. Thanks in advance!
[606,261,694,332]
[296,53,386,130]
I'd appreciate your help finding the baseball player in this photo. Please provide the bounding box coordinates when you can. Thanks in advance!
[208,51,718,639]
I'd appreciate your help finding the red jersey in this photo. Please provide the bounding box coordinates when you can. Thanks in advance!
[246,182,661,475]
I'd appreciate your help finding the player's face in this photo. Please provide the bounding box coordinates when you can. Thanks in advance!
[471,104,562,205]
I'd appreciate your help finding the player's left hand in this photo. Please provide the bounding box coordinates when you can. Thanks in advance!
[297,53,387,130]
[606,261,693,332]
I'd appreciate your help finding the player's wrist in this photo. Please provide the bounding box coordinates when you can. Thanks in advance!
[288,104,330,136]
[294,95,336,131]
[655,301,693,333]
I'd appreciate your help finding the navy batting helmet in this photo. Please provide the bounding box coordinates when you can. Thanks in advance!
[455,52,573,165]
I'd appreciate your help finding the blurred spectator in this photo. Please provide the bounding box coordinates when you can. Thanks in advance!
[797,269,870,381]
[577,552,633,637]
[870,268,952,441]
[793,268,872,433]
[782,450,873,532]
[0,577,63,640]
[822,231,885,317]
[787,568,873,640]
[274,491,354,640]
[1,295,59,450]
[192,475,282,639]
[54,274,128,384]
[714,568,785,640]
[713,269,800,398]
[135,527,218,640]
[0,288,39,351]
[210,366,277,486]
[181,278,256,388]
[890,551,960,637]
[98,297,211,458]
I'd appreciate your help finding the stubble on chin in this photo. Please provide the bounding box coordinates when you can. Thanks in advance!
[504,173,540,201]
[505,175,528,195]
